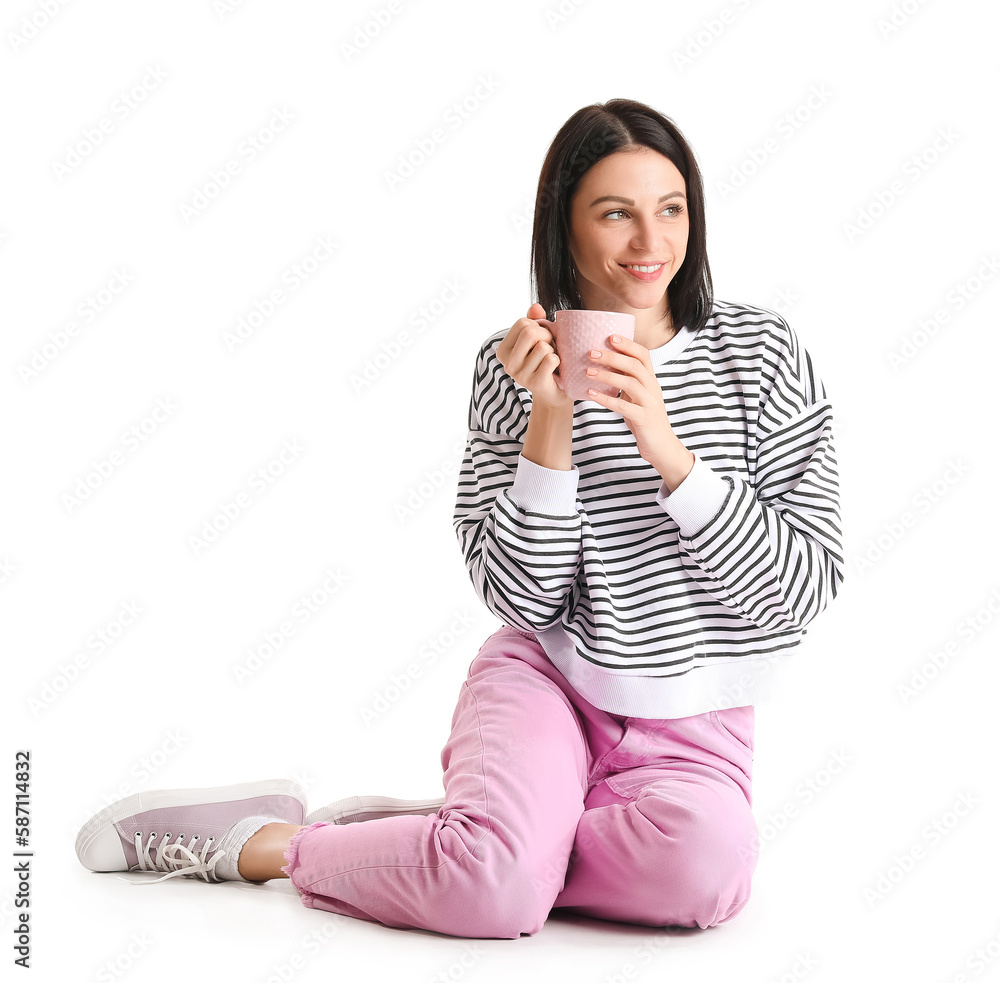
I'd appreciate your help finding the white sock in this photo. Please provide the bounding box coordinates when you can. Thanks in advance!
[213,815,286,882]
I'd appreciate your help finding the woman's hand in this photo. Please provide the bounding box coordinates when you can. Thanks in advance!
[584,334,695,490]
[496,303,575,412]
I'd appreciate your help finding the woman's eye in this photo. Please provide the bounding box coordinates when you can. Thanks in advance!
[603,205,683,220]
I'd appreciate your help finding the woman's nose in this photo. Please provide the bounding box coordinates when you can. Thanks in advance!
[630,218,662,251]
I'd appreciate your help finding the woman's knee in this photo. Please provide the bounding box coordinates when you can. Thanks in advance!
[632,786,758,928]
[436,854,559,939]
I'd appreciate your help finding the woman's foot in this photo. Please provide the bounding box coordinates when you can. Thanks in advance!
[75,779,307,883]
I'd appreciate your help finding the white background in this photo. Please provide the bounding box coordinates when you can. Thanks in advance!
[4,0,999,979]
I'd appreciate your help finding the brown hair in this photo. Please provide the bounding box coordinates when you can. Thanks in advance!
[530,98,713,333]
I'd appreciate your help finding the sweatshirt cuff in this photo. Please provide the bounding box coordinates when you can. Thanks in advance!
[656,454,732,537]
[509,453,580,515]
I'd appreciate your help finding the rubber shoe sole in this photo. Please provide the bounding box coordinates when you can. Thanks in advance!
[305,794,446,825]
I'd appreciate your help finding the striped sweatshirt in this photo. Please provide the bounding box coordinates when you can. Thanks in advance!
[452,300,844,719]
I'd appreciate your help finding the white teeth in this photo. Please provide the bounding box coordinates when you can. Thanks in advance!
[625,264,662,273]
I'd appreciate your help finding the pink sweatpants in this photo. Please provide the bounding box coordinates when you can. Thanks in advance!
[282,625,759,939]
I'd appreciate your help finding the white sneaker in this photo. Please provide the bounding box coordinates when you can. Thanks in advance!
[305,794,446,825]
[76,779,307,882]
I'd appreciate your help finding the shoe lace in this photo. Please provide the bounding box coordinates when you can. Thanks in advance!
[130,830,227,884]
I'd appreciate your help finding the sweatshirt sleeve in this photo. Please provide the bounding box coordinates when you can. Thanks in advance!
[452,337,584,631]
[655,316,844,633]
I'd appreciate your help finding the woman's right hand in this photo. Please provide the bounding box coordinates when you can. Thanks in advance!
[496,303,574,411]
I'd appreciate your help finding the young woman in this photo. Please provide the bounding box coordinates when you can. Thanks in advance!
[76,98,843,939]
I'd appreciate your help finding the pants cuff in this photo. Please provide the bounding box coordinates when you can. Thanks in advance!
[281,820,334,908]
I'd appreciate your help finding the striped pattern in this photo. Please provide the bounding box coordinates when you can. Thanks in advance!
[453,301,844,677]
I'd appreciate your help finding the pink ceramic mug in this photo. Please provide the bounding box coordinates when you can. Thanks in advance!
[546,309,636,401]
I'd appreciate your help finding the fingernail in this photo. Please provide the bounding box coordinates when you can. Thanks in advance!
[611,335,620,343]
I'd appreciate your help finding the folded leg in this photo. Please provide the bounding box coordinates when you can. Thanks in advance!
[283,628,592,939]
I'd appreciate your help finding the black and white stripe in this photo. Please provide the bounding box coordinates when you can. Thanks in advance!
[453,301,844,677]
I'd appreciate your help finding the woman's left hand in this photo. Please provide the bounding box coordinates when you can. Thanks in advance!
[585,334,693,485]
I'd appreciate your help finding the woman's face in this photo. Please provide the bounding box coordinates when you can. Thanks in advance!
[567,147,689,318]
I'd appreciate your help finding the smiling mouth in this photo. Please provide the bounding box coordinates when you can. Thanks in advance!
[619,262,666,281]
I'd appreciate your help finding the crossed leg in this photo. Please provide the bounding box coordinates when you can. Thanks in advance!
[277,628,758,938]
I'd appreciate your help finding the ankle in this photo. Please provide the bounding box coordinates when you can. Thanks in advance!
[237,822,303,881]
